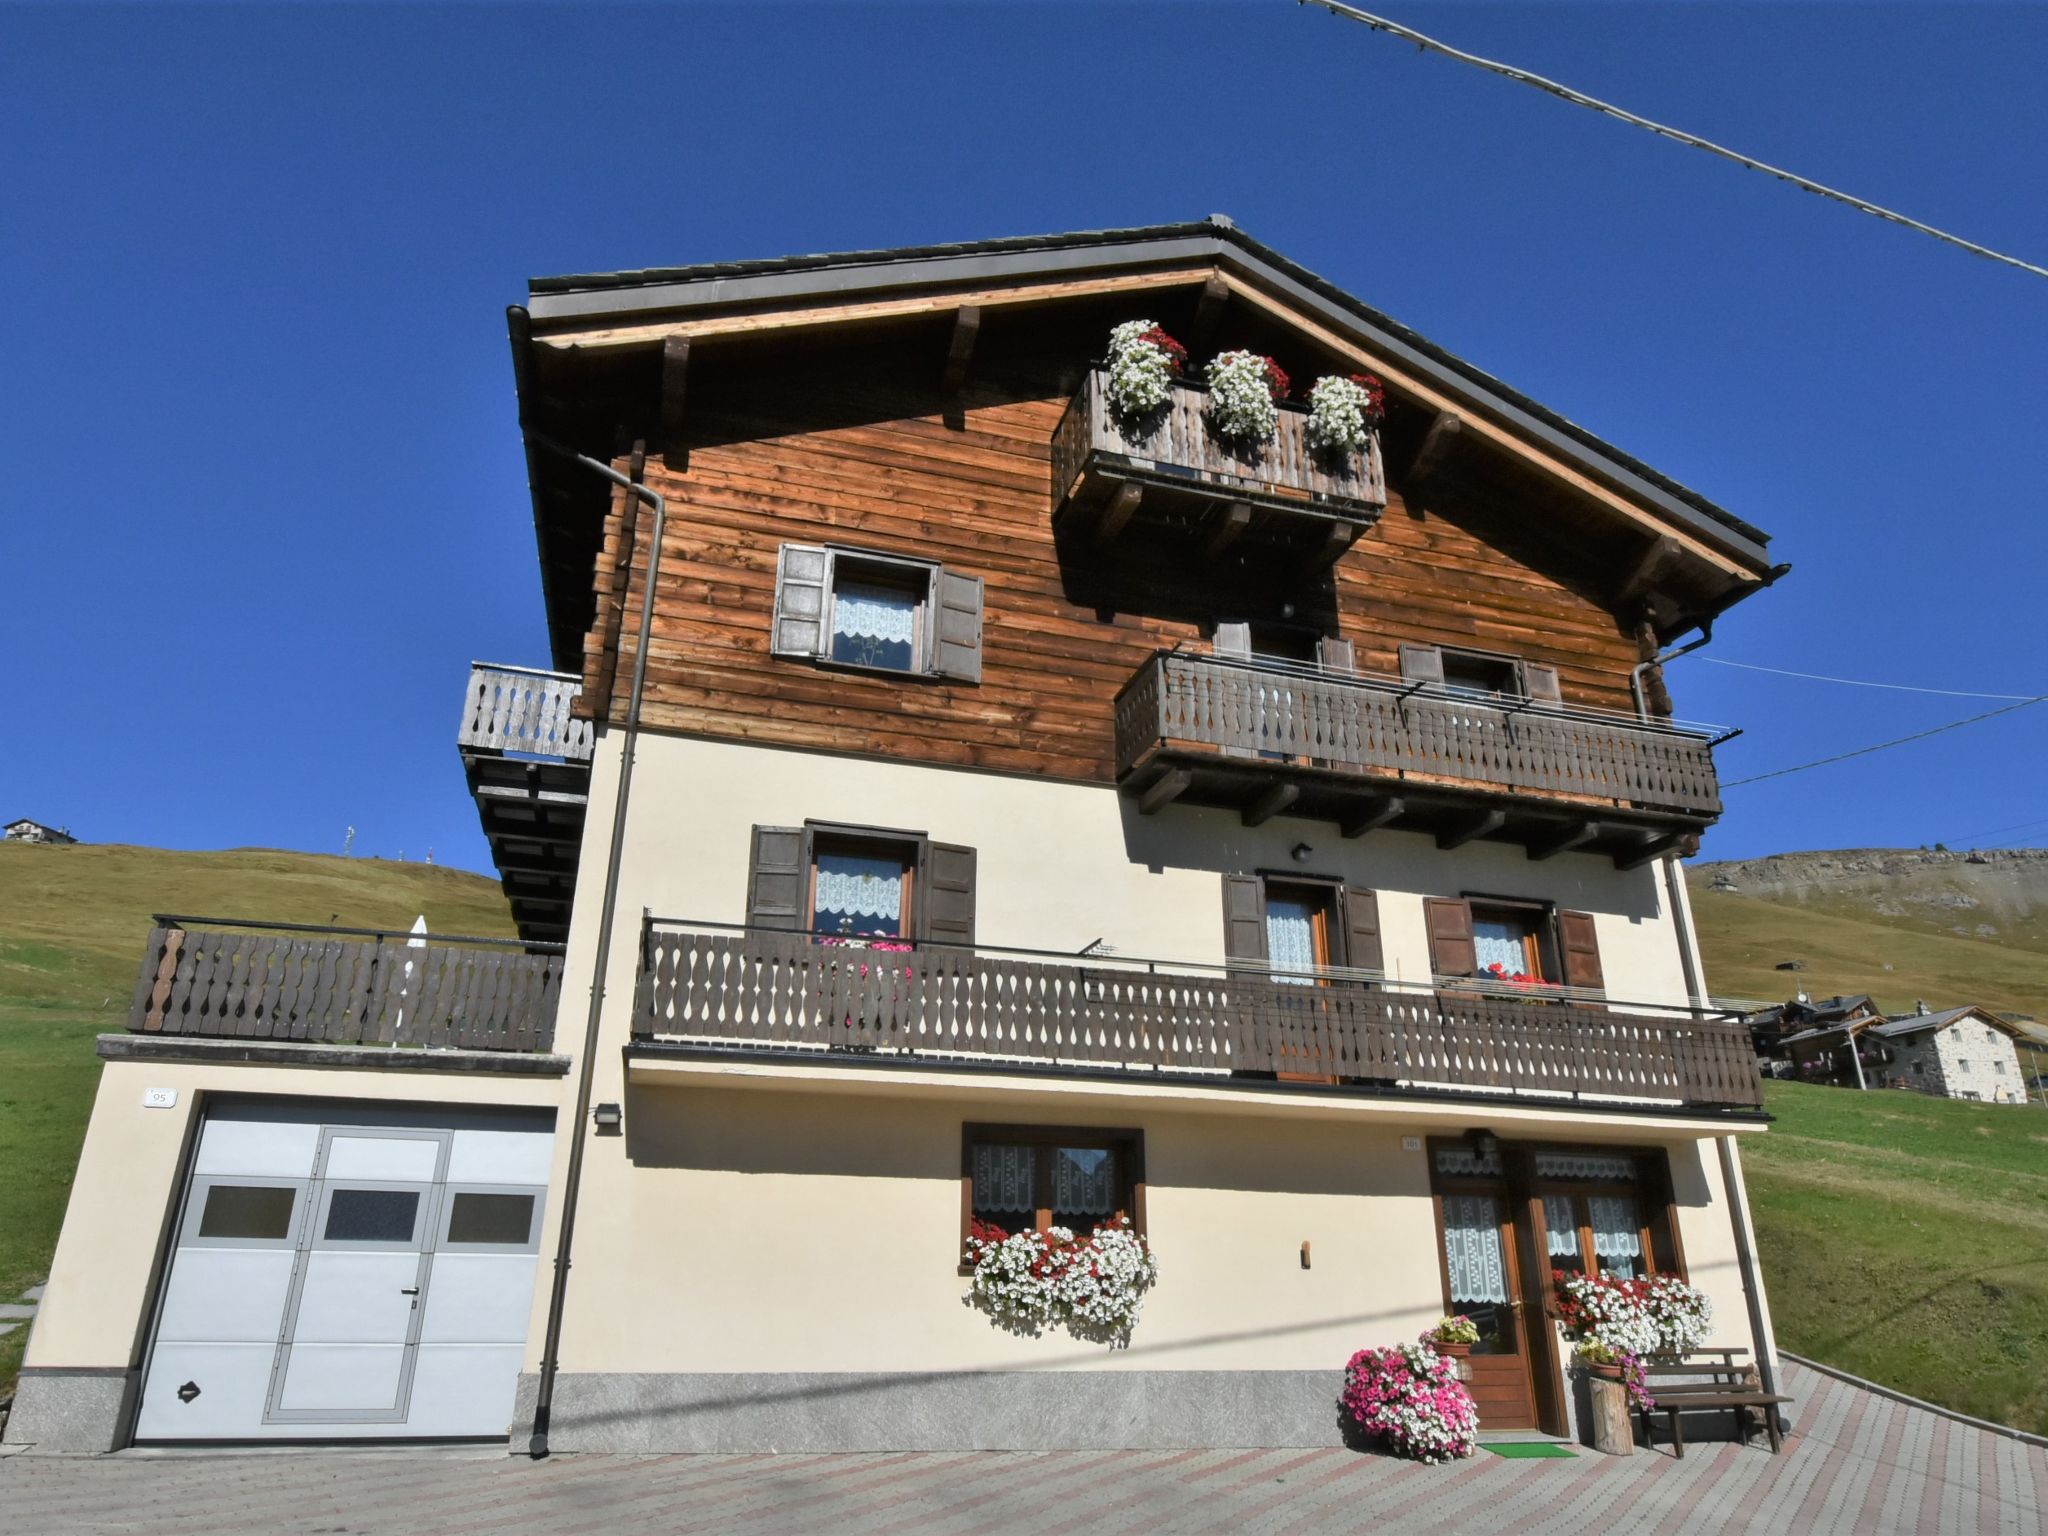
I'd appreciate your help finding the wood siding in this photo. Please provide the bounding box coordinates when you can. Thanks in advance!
[579,373,1649,786]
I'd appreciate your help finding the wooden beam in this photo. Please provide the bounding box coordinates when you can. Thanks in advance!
[1340,795,1405,839]
[1526,819,1600,862]
[1405,410,1464,486]
[1613,535,1684,608]
[1615,831,1685,871]
[659,334,691,463]
[1136,767,1192,816]
[1302,520,1356,574]
[1095,480,1144,544]
[1436,807,1506,850]
[1186,271,1230,353]
[940,305,981,395]
[1242,781,1301,828]
[1206,501,1252,558]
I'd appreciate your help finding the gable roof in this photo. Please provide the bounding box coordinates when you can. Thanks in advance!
[1872,1005,2016,1041]
[524,217,1775,569]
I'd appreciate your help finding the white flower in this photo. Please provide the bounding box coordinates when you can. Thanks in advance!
[1104,320,1182,421]
[963,1216,1158,1347]
[1304,374,1381,456]
[1204,350,1281,443]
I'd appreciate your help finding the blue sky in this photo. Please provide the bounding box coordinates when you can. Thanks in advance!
[4,3,2044,874]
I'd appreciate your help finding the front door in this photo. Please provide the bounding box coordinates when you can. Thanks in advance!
[1435,1183,1542,1430]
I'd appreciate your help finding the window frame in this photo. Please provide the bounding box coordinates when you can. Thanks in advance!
[959,1124,1146,1273]
[1459,892,1560,985]
[823,549,937,677]
[1261,876,1340,983]
[807,826,920,943]
[1437,645,1526,702]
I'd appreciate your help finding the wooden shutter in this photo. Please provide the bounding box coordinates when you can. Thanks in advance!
[746,825,807,931]
[920,841,977,947]
[1399,644,1445,685]
[1338,886,1383,973]
[1423,897,1477,977]
[1317,636,1355,673]
[771,544,830,658]
[1220,874,1269,966]
[930,568,984,683]
[1213,621,1252,658]
[1558,910,1606,994]
[1523,663,1563,707]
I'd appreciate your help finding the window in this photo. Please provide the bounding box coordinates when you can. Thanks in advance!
[445,1192,538,1246]
[1996,1061,2008,1075]
[322,1188,420,1244]
[1424,898,1604,995]
[747,823,976,947]
[1399,644,1562,707]
[771,543,983,682]
[1959,1058,1971,1072]
[1470,903,1548,983]
[1440,649,1522,702]
[963,1126,1144,1258]
[1263,880,1338,984]
[197,1184,297,1241]
[1221,876,1382,980]
[1534,1154,1652,1282]
[1913,1061,1925,1076]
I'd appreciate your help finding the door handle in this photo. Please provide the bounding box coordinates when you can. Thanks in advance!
[400,1287,420,1296]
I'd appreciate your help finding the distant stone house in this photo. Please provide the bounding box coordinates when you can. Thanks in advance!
[1783,1004,2028,1103]
[3,818,76,845]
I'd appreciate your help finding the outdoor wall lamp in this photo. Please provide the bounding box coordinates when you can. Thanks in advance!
[1291,842,1314,864]
[592,1102,623,1135]
[1469,1129,1500,1158]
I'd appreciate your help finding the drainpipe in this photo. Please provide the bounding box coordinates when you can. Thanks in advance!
[1634,615,1785,1414]
[523,432,667,1459]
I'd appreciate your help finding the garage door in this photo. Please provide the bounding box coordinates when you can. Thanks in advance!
[136,1099,553,1441]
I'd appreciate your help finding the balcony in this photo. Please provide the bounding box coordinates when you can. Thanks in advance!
[633,921,1763,1111]
[459,662,595,944]
[127,919,565,1054]
[1115,653,1726,865]
[1050,368,1387,568]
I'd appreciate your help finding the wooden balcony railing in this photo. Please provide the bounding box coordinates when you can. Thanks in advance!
[459,662,594,761]
[634,922,1763,1110]
[1116,653,1725,823]
[1050,368,1387,555]
[128,919,566,1054]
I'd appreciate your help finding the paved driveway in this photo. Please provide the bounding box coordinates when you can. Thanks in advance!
[3,1363,2043,1534]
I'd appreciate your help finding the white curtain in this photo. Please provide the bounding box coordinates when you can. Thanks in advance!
[1588,1195,1644,1277]
[1536,1153,1636,1182]
[1442,1194,1509,1304]
[1472,918,1528,975]
[1434,1147,1502,1178]
[813,854,905,923]
[1050,1147,1117,1217]
[1265,901,1318,984]
[833,582,918,644]
[1544,1194,1583,1259]
[972,1144,1037,1216]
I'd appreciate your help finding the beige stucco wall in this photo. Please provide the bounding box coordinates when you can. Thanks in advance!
[23,1056,567,1373]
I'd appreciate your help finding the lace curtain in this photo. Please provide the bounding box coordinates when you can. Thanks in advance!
[813,853,905,927]
[1434,1147,1503,1178]
[1472,918,1530,975]
[1265,901,1318,984]
[1535,1153,1636,1182]
[972,1144,1037,1215]
[1050,1148,1118,1217]
[1588,1195,1644,1278]
[833,582,918,644]
[1544,1195,1583,1259]
[1441,1195,1509,1304]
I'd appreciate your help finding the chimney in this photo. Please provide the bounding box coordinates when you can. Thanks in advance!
[1916,999,1929,1015]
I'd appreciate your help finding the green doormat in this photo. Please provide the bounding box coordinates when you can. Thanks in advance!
[1480,1442,1577,1458]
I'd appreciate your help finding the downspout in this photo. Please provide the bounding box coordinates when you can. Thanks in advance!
[1633,614,1784,1413]
[523,432,667,1459]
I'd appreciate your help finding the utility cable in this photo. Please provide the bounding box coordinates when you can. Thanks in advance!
[1699,658,2041,701]
[1724,695,2048,788]
[1296,0,2048,283]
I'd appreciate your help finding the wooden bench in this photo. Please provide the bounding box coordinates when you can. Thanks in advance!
[1636,1352,1792,1458]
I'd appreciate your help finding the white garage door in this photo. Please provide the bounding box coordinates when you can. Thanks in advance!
[136,1100,553,1441]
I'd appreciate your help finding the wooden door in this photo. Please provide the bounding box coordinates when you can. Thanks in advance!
[1434,1185,1542,1430]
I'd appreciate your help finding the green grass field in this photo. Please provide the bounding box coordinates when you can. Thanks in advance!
[1745,1081,2048,1435]
[0,843,512,1395]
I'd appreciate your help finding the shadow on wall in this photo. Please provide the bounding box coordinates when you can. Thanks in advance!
[1116,798,1667,924]
[621,1082,1435,1201]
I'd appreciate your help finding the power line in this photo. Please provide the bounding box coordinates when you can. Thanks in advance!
[1296,0,2048,283]
[1933,815,2048,847]
[1699,658,2042,701]
[1724,695,2048,788]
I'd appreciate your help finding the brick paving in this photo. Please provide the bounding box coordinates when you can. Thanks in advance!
[2,1363,2042,1535]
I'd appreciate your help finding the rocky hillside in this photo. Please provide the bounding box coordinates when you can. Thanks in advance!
[1686,848,2048,1020]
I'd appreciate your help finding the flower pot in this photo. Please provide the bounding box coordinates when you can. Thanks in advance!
[1433,1341,1472,1359]
[1583,1362,1625,1381]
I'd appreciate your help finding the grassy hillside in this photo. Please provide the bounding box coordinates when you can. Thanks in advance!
[0,843,513,1395]
[1747,1081,2048,1434]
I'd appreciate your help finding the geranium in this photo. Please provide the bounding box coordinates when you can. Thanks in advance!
[1204,349,1288,442]
[1304,372,1385,456]
[1482,962,1540,988]
[1341,1343,1479,1463]
[963,1215,1158,1347]
[1105,320,1186,420]
[1554,1270,1713,1363]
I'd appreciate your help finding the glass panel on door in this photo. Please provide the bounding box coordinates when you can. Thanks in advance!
[1440,1192,1518,1356]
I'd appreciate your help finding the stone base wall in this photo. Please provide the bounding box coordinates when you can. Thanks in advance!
[4,1368,138,1453]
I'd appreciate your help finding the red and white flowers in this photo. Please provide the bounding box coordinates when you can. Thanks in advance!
[1554,1270,1714,1360]
[1304,372,1385,456]
[1205,349,1289,442]
[1105,320,1187,421]
[963,1215,1159,1346]
[1341,1342,1480,1463]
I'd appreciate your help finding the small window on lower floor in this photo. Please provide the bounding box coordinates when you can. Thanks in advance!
[197,1184,297,1241]
[446,1191,538,1246]
[964,1126,1144,1253]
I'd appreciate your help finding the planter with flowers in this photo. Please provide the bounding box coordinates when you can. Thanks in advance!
[1553,1270,1715,1416]
[1104,320,1188,425]
[962,1215,1158,1347]
[1304,372,1385,460]
[1340,1341,1480,1464]
[1204,349,1290,446]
